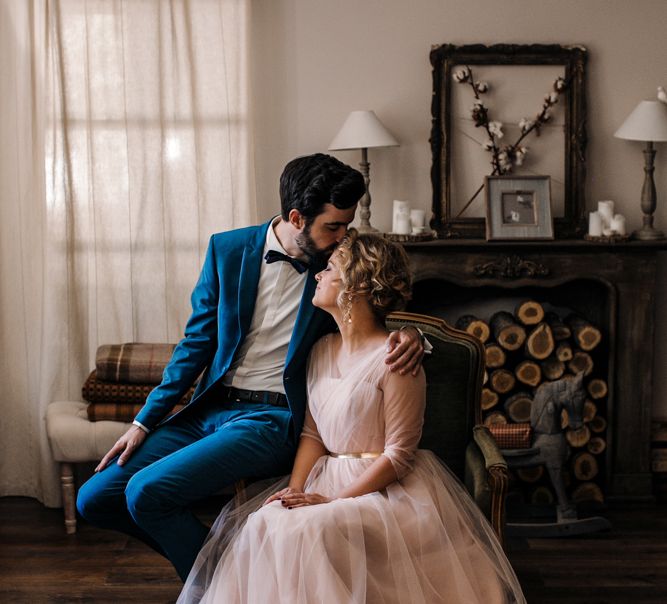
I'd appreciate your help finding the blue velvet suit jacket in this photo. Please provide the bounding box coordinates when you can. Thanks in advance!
[134,219,335,437]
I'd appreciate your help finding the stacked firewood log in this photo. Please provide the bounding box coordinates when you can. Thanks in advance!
[456,300,607,505]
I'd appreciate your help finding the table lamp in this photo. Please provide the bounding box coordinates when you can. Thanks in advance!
[329,110,399,233]
[614,100,667,240]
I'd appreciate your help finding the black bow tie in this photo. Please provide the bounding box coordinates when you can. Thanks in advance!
[264,250,309,274]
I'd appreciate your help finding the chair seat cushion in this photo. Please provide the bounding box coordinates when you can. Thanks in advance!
[487,422,533,449]
[46,401,130,462]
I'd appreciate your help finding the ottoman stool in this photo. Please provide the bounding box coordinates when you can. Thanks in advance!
[46,401,130,534]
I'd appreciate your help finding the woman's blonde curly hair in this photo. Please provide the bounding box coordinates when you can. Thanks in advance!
[334,229,412,321]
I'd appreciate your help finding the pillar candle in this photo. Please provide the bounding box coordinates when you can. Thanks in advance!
[610,213,626,235]
[597,200,614,227]
[410,209,425,228]
[393,200,411,234]
[395,214,411,235]
[588,211,603,237]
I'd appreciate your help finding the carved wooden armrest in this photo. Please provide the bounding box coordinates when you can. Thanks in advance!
[473,425,509,547]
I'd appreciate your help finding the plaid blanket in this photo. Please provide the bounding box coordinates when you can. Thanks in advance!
[86,402,186,422]
[88,402,147,422]
[82,370,192,422]
[95,343,176,384]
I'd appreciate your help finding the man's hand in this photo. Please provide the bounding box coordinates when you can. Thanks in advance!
[385,327,424,376]
[95,425,147,472]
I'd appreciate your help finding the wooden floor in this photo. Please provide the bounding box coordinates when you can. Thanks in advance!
[1,497,667,603]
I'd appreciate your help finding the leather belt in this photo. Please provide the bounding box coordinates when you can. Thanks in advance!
[225,386,288,408]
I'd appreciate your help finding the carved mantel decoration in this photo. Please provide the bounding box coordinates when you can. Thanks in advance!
[473,255,550,279]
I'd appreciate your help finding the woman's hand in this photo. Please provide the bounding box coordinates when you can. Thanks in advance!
[279,491,333,509]
[263,486,300,506]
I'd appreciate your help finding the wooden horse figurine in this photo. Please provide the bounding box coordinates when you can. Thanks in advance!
[503,373,611,536]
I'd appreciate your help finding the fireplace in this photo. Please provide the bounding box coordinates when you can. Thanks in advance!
[402,239,666,502]
[411,277,611,505]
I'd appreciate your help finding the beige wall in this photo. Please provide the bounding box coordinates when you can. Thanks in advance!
[251,0,667,416]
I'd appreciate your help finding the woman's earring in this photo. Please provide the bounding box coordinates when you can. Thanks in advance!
[343,294,353,323]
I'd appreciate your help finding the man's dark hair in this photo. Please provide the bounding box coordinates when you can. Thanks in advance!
[279,153,365,221]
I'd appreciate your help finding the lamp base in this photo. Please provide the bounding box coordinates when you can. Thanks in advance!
[355,224,379,234]
[632,226,665,241]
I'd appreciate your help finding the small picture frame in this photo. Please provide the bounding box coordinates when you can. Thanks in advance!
[485,175,554,240]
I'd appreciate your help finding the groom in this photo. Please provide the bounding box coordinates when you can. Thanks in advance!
[76,153,424,581]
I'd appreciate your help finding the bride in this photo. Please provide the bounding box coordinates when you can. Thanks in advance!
[179,230,525,603]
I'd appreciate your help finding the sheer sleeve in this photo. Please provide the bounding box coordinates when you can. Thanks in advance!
[300,406,324,446]
[380,367,426,479]
[303,336,329,446]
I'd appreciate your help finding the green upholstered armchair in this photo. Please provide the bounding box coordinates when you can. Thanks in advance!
[386,311,508,546]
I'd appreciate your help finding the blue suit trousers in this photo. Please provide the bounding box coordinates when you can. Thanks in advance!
[76,400,296,581]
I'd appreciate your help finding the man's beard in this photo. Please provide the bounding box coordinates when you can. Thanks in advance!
[295,222,338,264]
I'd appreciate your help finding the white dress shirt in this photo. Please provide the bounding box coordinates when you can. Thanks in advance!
[222,217,307,394]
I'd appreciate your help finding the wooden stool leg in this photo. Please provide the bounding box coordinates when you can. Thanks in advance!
[60,462,77,534]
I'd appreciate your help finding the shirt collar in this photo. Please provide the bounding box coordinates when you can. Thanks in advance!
[265,216,289,254]
[266,216,310,264]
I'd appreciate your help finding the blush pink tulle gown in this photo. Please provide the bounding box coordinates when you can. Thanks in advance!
[178,334,526,603]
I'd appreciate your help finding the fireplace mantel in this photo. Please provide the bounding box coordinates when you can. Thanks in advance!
[402,238,667,501]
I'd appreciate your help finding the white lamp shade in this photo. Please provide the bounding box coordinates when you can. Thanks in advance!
[328,110,399,151]
[614,100,667,142]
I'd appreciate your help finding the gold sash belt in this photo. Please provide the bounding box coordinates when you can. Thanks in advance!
[329,451,382,459]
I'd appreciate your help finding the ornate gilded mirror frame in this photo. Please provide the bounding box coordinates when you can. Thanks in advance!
[430,44,587,239]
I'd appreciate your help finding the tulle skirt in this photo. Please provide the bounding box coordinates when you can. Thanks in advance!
[178,450,525,603]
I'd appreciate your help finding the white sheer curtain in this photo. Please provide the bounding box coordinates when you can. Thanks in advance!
[0,0,255,506]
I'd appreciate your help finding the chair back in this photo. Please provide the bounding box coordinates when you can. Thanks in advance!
[386,312,484,481]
